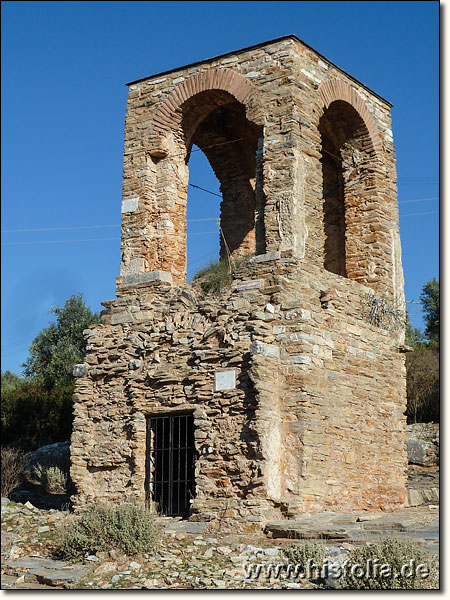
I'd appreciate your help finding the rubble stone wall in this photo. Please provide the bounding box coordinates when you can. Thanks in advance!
[71,36,408,526]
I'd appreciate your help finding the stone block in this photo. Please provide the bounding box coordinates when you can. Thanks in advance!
[121,197,139,213]
[110,312,133,325]
[291,355,311,365]
[73,364,89,378]
[123,270,173,287]
[248,251,281,264]
[128,359,143,370]
[406,438,438,467]
[249,340,280,359]
[215,370,236,391]
[233,279,262,291]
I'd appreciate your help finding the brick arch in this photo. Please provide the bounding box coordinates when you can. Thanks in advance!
[148,68,264,157]
[315,79,384,158]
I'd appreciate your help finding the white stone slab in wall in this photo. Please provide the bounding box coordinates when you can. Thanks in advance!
[215,370,236,391]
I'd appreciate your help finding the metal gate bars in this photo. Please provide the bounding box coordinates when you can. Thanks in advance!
[146,413,196,517]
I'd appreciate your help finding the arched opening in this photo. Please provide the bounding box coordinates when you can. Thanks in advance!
[319,100,375,280]
[181,90,263,269]
[185,148,221,280]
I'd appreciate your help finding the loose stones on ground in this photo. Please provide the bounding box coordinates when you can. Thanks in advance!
[1,498,439,589]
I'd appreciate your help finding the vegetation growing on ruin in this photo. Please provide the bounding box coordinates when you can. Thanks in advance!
[193,254,252,294]
[193,258,233,294]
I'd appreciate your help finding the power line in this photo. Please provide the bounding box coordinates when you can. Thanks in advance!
[187,217,218,222]
[399,211,439,217]
[2,230,219,246]
[1,345,31,359]
[2,237,121,246]
[1,334,35,350]
[187,249,218,268]
[187,231,217,235]
[190,137,247,154]
[1,224,120,234]
[2,192,439,236]
[188,183,221,197]
[1,217,219,234]
[398,197,438,204]
[397,177,438,181]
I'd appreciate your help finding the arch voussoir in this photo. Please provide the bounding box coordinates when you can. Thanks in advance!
[148,68,264,156]
[316,79,384,157]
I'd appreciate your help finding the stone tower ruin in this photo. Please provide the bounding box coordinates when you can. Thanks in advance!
[71,36,408,526]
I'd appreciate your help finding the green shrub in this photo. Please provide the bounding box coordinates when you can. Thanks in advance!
[58,503,161,561]
[282,541,327,574]
[33,463,70,494]
[341,537,439,590]
[1,447,26,496]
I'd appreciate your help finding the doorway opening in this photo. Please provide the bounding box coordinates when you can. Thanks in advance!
[145,412,196,518]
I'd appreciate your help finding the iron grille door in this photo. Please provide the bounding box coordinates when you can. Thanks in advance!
[146,413,195,517]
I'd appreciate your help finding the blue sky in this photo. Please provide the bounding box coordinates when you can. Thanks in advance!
[1,1,439,374]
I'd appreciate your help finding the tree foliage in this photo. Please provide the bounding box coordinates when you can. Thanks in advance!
[405,279,439,423]
[1,370,24,395]
[405,344,439,424]
[404,313,423,346]
[2,293,99,449]
[420,277,439,345]
[1,379,74,450]
[22,293,99,388]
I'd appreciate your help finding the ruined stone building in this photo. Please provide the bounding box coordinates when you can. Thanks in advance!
[71,35,408,526]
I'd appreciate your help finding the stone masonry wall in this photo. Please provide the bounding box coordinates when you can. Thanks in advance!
[71,36,408,527]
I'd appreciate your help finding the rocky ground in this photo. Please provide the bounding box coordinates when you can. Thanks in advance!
[1,492,439,590]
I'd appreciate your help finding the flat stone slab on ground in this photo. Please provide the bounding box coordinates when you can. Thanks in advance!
[5,557,89,587]
[1,573,58,590]
[265,510,440,546]
[163,520,208,535]
[265,521,354,540]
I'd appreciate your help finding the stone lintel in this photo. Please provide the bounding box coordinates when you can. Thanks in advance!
[123,270,173,288]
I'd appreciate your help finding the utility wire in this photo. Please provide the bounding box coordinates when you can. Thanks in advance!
[190,137,247,153]
[1,334,35,350]
[2,216,219,234]
[2,194,439,236]
[188,183,221,197]
[2,231,218,246]
[399,211,439,217]
[1,224,120,234]
[2,237,121,246]
[398,197,438,204]
[2,247,223,355]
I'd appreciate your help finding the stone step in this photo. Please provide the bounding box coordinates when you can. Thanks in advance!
[264,521,354,540]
